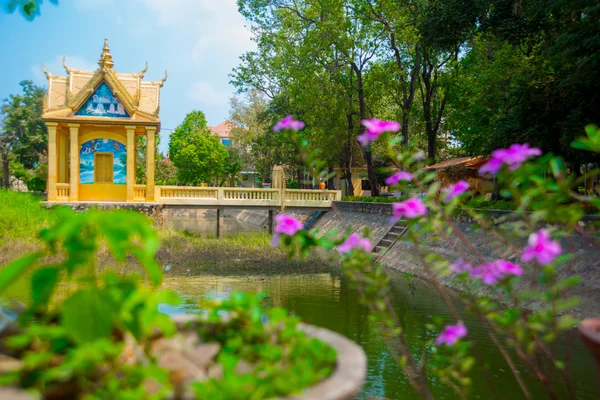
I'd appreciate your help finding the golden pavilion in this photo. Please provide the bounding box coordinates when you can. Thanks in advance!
[42,39,166,203]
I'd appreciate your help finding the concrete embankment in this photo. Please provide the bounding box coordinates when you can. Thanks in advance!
[232,202,600,317]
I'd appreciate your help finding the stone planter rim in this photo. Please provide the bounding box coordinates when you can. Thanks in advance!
[578,318,600,367]
[172,314,367,400]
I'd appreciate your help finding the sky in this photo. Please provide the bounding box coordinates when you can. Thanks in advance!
[0,0,256,153]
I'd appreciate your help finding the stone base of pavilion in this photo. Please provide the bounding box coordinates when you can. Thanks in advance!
[42,201,162,215]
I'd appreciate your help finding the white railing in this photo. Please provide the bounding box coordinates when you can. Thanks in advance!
[56,183,70,201]
[156,186,341,208]
[158,186,219,204]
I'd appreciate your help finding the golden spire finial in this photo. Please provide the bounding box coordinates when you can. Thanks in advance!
[98,38,114,69]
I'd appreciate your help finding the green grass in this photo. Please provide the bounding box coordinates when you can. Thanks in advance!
[0,190,58,243]
[0,191,332,275]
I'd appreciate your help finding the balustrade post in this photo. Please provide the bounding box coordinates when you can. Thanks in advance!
[268,210,274,234]
[216,208,221,239]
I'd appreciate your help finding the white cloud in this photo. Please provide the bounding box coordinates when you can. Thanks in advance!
[188,81,228,106]
[137,0,255,62]
[191,24,253,61]
[30,55,97,85]
[75,0,113,9]
[137,0,220,25]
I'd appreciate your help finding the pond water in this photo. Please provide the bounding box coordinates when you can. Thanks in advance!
[161,271,599,400]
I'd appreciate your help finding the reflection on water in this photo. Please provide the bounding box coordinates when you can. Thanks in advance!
[164,215,264,236]
[163,272,599,400]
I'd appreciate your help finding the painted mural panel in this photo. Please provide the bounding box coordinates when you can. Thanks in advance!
[80,139,126,184]
[75,82,130,118]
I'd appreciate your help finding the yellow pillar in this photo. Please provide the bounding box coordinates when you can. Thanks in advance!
[126,126,136,202]
[58,130,68,183]
[68,124,80,201]
[46,123,58,201]
[146,126,156,202]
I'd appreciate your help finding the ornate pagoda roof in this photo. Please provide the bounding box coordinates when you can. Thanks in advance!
[41,39,167,127]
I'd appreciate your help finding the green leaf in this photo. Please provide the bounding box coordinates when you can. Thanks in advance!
[0,252,42,295]
[130,247,162,286]
[550,157,566,179]
[31,266,60,306]
[62,289,119,344]
[557,315,579,330]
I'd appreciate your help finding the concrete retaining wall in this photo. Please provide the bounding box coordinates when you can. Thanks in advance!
[312,202,600,317]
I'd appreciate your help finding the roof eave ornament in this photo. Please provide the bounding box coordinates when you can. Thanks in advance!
[41,62,52,79]
[98,38,114,69]
[158,70,168,87]
[137,61,149,78]
[62,56,73,74]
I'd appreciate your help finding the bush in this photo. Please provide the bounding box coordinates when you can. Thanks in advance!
[342,195,404,203]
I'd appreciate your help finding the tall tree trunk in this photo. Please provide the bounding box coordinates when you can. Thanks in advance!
[419,46,448,165]
[352,63,380,196]
[0,147,9,189]
[344,113,355,196]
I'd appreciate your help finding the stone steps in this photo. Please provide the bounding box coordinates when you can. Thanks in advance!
[371,221,408,256]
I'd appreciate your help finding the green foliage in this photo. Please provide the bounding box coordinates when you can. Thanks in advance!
[192,292,336,399]
[275,123,600,398]
[0,191,57,243]
[1,81,47,168]
[342,195,400,203]
[155,157,178,186]
[9,160,28,181]
[0,202,336,398]
[168,110,229,185]
[1,0,57,20]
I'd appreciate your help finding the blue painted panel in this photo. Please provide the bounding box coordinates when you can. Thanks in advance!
[75,82,130,118]
[80,139,127,184]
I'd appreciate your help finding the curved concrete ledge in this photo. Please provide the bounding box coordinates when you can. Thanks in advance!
[172,315,367,400]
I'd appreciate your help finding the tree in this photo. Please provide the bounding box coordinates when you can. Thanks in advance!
[1,0,58,20]
[168,110,229,186]
[155,154,178,186]
[219,148,245,187]
[229,91,270,172]
[1,81,47,188]
[0,108,12,188]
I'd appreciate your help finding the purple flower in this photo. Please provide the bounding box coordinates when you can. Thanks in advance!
[495,260,523,276]
[385,171,413,186]
[470,260,523,285]
[273,115,305,132]
[436,323,468,346]
[479,144,542,174]
[391,198,427,222]
[479,157,504,175]
[442,180,470,203]
[521,229,562,265]
[470,263,504,285]
[271,214,304,247]
[338,233,372,254]
[357,119,401,147]
[449,259,473,273]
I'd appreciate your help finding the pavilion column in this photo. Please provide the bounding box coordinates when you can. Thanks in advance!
[58,130,68,183]
[46,123,58,201]
[126,126,136,202]
[146,126,156,202]
[68,124,80,201]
